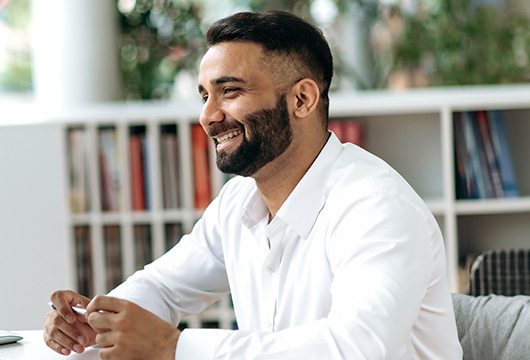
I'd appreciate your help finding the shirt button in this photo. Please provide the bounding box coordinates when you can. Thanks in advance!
[266,320,273,330]
[267,265,275,273]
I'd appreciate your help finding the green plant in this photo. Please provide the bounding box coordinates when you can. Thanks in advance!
[0,0,32,92]
[373,0,530,88]
[118,0,206,100]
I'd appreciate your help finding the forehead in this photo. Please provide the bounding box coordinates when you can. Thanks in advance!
[198,42,272,88]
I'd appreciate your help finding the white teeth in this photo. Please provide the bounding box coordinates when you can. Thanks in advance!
[217,129,242,144]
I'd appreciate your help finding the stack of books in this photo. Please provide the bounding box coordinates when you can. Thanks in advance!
[454,110,519,200]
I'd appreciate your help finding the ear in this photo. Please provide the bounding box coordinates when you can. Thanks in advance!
[290,78,320,119]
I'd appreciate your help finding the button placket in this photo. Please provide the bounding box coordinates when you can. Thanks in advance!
[262,230,282,332]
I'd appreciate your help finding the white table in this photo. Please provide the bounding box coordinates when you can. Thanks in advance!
[0,330,100,360]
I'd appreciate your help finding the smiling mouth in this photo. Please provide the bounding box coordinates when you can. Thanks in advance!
[215,129,243,147]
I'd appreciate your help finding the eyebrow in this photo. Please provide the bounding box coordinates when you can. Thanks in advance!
[198,76,246,93]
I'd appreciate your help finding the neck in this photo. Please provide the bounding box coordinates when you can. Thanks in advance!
[253,131,329,220]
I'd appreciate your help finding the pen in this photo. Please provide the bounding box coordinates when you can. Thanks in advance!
[48,302,87,316]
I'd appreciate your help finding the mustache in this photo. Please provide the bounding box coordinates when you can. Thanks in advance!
[206,121,244,138]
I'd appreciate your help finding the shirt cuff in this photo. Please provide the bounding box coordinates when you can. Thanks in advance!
[175,328,235,359]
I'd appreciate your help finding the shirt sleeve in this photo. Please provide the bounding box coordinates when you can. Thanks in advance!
[173,193,457,359]
[108,194,231,326]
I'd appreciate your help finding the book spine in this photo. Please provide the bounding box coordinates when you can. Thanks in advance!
[141,134,151,210]
[191,124,212,209]
[476,110,504,198]
[99,128,120,211]
[471,112,495,198]
[129,135,145,211]
[165,223,183,250]
[134,225,152,270]
[462,111,488,199]
[75,226,93,297]
[487,110,519,197]
[104,225,122,292]
[453,113,471,199]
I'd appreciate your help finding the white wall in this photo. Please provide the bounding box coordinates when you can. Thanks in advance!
[0,122,71,330]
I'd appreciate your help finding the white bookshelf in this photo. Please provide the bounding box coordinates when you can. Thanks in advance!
[2,84,529,330]
[58,85,530,325]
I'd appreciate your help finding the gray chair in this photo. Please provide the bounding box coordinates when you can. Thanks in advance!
[452,293,530,360]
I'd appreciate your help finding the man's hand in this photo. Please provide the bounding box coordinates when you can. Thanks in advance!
[86,295,181,360]
[44,290,97,355]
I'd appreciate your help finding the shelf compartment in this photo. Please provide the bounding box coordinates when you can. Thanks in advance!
[457,212,530,257]
[364,112,443,201]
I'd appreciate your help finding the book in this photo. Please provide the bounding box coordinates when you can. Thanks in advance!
[141,134,151,210]
[160,125,180,209]
[74,225,93,298]
[98,128,121,211]
[129,126,152,211]
[476,110,504,198]
[134,224,152,270]
[191,124,212,209]
[454,112,473,199]
[461,111,488,199]
[487,110,519,198]
[129,134,145,210]
[454,110,519,200]
[470,112,495,198]
[165,223,183,250]
[103,225,122,292]
[67,128,90,213]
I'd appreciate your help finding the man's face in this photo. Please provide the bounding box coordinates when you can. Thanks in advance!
[198,42,293,177]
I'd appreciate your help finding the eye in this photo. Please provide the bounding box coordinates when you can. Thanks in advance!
[201,93,209,103]
[223,87,240,96]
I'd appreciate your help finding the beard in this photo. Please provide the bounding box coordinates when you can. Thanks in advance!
[211,93,293,177]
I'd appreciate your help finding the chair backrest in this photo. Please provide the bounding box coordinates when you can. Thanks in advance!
[469,249,530,296]
[452,293,530,360]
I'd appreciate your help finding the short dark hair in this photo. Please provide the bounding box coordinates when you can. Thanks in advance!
[206,11,333,121]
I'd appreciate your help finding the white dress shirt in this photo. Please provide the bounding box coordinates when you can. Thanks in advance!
[110,133,463,359]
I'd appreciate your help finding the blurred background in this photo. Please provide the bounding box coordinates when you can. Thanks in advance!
[2,0,530,107]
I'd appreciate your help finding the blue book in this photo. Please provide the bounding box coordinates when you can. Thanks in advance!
[462,111,487,199]
[487,110,519,197]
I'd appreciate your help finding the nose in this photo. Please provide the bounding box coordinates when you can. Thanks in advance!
[199,98,225,129]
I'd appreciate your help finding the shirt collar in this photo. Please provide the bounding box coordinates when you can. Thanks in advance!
[275,132,343,239]
[241,132,343,237]
[241,186,269,231]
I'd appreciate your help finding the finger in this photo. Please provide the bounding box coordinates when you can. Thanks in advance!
[98,346,114,360]
[50,290,90,324]
[75,316,98,346]
[86,295,123,315]
[45,310,90,349]
[95,331,114,348]
[44,334,72,356]
[44,320,86,355]
[87,311,117,333]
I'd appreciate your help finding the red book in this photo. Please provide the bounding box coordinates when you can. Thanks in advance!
[130,135,145,210]
[192,124,211,209]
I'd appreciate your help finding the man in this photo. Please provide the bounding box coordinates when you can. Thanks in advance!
[44,11,462,359]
